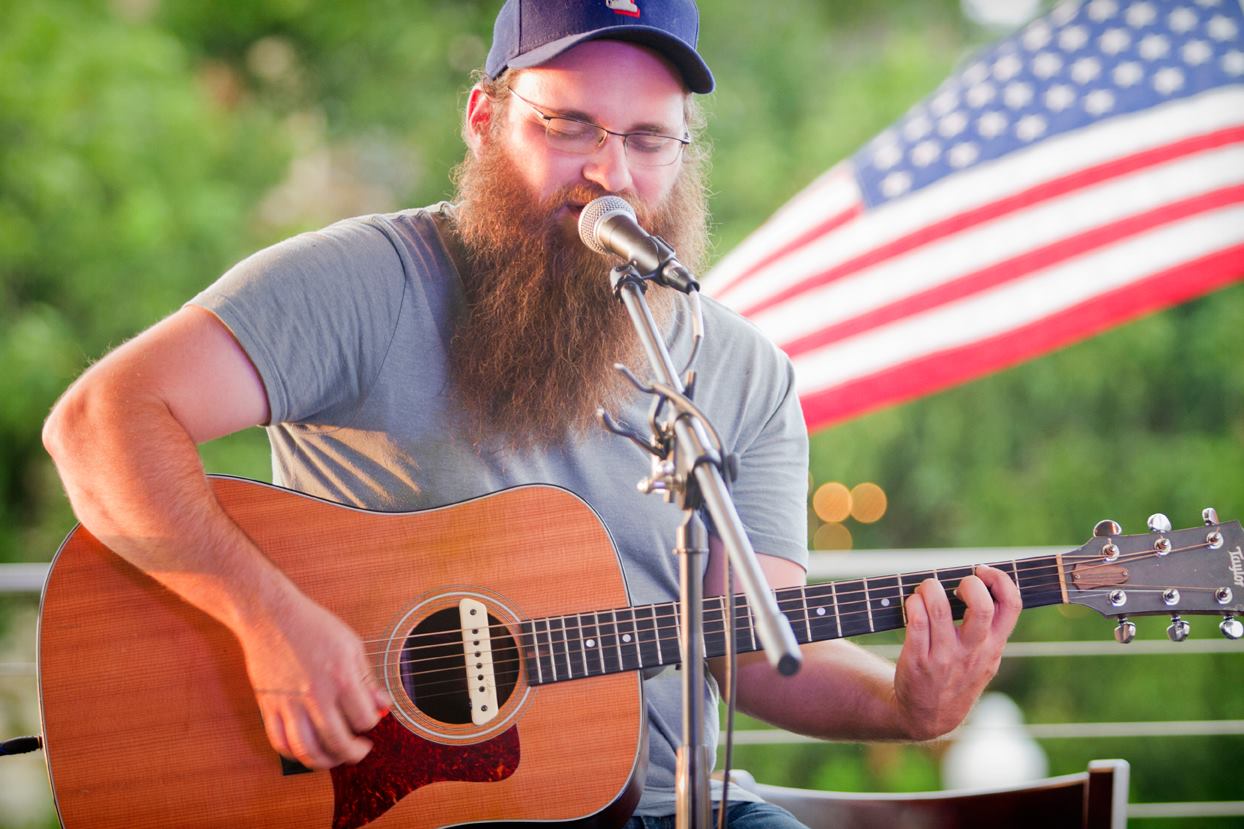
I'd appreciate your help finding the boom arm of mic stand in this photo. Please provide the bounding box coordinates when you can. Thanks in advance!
[672,417,802,676]
[612,272,802,676]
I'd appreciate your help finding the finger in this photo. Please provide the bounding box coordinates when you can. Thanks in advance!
[310,700,373,766]
[358,654,392,715]
[977,565,1023,636]
[955,574,995,649]
[285,707,336,770]
[341,673,385,735]
[902,589,930,660]
[919,578,956,656]
[257,696,292,759]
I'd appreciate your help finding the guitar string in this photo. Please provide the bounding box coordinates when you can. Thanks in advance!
[357,543,1204,661]
[359,545,1217,672]
[375,582,1220,703]
[365,553,1221,686]
[368,544,1224,697]
[351,546,1169,653]
[361,546,1219,680]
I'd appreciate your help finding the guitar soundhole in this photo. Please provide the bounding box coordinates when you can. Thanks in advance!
[398,607,520,725]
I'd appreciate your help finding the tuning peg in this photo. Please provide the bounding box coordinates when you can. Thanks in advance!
[1114,617,1136,644]
[1094,519,1122,538]
[1221,615,1243,641]
[1167,615,1190,642]
[1203,507,1220,526]
[1147,513,1172,533]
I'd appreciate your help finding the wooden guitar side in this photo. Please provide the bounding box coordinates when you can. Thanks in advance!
[38,478,645,829]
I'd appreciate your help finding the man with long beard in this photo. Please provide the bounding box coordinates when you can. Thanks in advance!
[42,1,1020,826]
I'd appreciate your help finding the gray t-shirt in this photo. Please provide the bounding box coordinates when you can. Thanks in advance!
[191,204,809,815]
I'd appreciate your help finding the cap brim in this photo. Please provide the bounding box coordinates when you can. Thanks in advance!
[505,25,714,94]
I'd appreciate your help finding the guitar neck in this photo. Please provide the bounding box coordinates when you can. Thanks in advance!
[520,553,1067,686]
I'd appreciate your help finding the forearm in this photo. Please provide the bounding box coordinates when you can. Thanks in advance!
[726,640,916,741]
[43,373,294,637]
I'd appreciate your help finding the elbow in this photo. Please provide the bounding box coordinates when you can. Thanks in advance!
[43,380,97,473]
[43,387,80,466]
[43,374,126,470]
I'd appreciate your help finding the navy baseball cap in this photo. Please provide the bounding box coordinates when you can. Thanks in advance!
[485,0,714,94]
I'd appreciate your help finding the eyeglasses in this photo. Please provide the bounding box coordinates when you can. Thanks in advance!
[507,88,690,168]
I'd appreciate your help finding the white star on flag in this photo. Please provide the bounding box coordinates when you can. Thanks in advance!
[705,0,1244,431]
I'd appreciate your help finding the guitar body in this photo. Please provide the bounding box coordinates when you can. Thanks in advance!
[38,477,645,829]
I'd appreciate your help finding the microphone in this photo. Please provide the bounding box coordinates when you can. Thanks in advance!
[578,196,699,292]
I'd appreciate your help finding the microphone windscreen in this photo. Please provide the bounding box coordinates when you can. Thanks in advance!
[578,196,634,255]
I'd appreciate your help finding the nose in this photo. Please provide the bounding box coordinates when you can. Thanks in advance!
[581,133,634,194]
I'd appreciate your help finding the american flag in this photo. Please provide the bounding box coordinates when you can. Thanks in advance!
[706,0,1244,432]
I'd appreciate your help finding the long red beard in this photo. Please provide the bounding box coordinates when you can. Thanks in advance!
[449,130,708,447]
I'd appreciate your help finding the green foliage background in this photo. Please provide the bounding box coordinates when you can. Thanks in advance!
[1,1,1240,826]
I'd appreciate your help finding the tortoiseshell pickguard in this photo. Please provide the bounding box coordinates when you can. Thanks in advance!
[329,715,520,829]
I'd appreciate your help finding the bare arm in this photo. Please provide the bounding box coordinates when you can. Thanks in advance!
[43,305,386,768]
[705,537,1021,741]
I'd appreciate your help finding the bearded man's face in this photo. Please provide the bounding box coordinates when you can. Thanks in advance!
[448,45,709,447]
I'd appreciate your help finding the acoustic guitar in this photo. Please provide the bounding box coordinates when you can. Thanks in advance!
[37,476,1244,828]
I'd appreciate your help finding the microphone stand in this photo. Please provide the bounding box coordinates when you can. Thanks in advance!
[596,263,802,829]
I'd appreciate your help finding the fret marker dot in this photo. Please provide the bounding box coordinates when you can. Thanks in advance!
[586,639,596,648]
[881,598,891,607]
[816,607,827,616]
[622,634,633,643]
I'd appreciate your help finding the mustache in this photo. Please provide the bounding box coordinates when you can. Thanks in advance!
[544,185,650,221]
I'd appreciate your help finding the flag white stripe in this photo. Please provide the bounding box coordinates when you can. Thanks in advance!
[707,166,857,292]
[791,204,1244,393]
[751,144,1244,345]
[713,87,1244,311]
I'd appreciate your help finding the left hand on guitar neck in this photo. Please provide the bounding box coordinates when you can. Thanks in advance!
[894,565,1023,741]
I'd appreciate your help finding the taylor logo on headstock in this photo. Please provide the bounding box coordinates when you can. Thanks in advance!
[1229,546,1244,587]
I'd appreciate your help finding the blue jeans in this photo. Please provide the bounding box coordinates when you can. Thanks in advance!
[624,802,809,829]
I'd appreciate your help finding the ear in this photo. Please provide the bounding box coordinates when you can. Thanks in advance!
[464,85,493,157]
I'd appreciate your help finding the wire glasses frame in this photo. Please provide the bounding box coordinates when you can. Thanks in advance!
[507,88,690,168]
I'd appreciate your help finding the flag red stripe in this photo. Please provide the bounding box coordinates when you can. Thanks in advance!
[715,202,860,294]
[733,125,1244,317]
[798,244,1244,431]
[777,183,1244,358]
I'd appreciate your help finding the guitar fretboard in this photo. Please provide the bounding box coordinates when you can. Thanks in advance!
[519,555,1065,686]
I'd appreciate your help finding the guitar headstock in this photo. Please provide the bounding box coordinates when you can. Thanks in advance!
[1063,510,1244,643]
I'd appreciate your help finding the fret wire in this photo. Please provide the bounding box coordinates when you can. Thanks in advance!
[528,622,544,684]
[830,580,843,638]
[560,616,574,680]
[539,617,554,682]
[578,612,590,678]
[631,609,642,668]
[673,604,683,664]
[863,578,875,632]
[651,605,664,664]
[801,585,812,642]
[595,611,607,675]
[612,609,624,672]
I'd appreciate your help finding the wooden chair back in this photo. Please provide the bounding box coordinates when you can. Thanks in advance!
[730,759,1129,829]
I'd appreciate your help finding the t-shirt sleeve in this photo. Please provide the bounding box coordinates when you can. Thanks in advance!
[189,217,407,425]
[726,352,810,568]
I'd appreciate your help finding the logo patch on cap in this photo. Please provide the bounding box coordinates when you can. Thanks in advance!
[605,0,640,18]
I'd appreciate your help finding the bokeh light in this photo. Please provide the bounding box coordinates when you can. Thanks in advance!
[812,521,853,550]
[812,481,852,523]
[850,482,888,524]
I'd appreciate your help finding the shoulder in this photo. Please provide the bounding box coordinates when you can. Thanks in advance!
[697,294,796,377]
[296,203,453,260]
